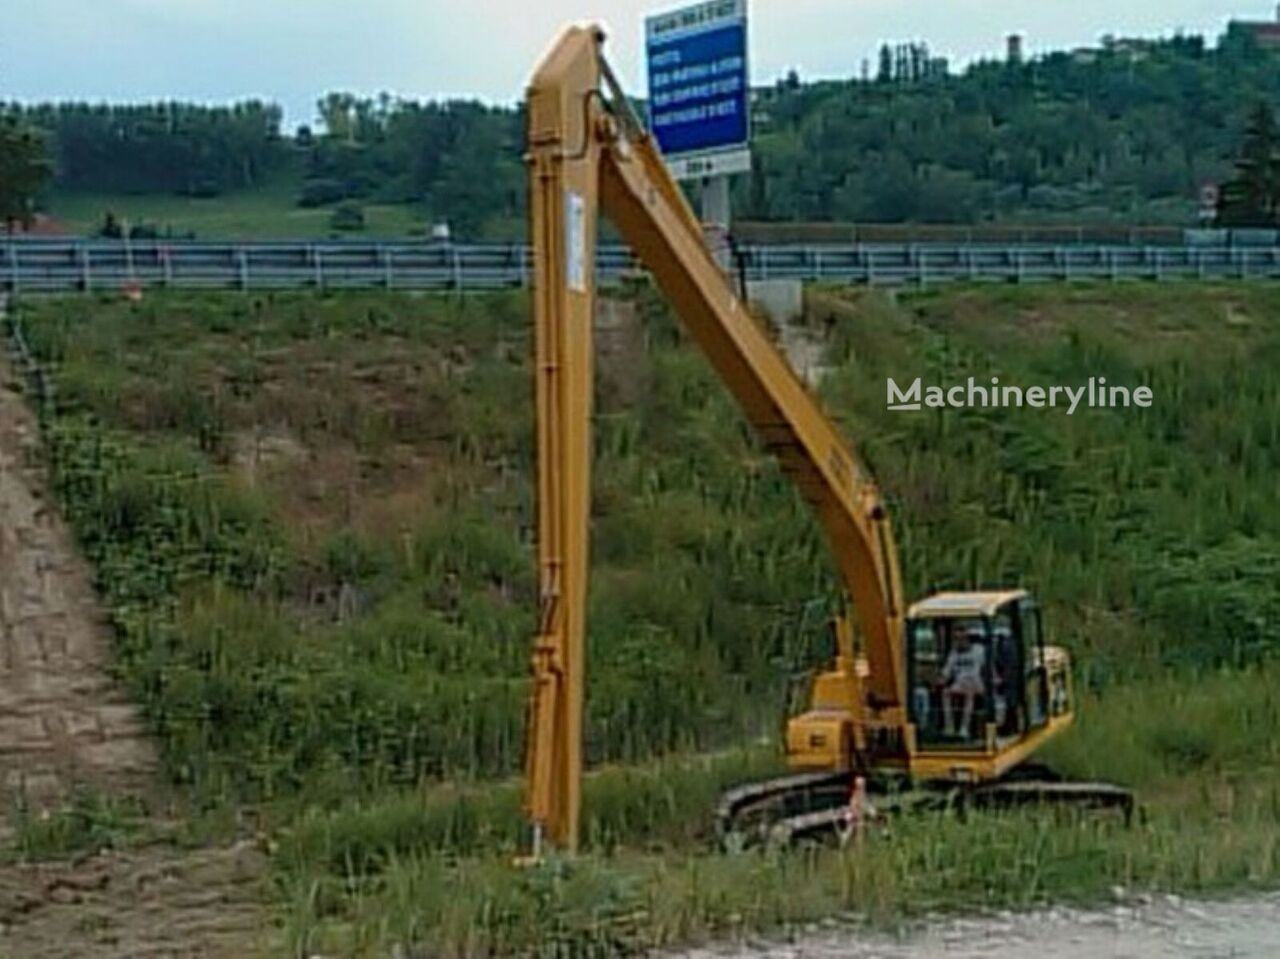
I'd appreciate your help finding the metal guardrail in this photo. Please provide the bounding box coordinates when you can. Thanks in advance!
[5,239,1280,293]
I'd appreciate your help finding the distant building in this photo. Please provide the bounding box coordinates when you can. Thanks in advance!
[1068,34,1167,64]
[1007,33,1024,64]
[1231,6,1280,49]
[1101,35,1155,60]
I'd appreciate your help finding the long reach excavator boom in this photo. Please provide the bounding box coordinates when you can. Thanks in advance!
[523,26,1127,856]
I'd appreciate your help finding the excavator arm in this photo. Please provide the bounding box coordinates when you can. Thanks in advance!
[524,26,905,854]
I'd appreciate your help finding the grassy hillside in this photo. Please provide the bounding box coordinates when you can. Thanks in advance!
[8,283,1280,954]
[49,176,429,240]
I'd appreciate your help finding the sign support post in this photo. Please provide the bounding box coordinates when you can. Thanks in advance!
[646,0,751,261]
[701,175,731,232]
[701,175,732,267]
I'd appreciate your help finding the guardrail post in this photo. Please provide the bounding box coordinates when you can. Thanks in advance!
[162,246,173,287]
[8,244,18,295]
[1015,248,1024,284]
[1197,248,1205,280]
[1240,248,1250,280]
[312,246,324,289]
[383,247,394,289]
[866,249,875,285]
[1107,248,1117,283]
[813,248,823,280]
[1152,248,1162,282]
[81,246,92,292]
[452,246,463,295]
[238,248,250,291]
[966,247,976,281]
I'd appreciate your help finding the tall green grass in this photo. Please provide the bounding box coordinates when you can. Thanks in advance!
[16,289,836,808]
[12,283,1280,952]
[277,664,1280,956]
[17,284,1280,784]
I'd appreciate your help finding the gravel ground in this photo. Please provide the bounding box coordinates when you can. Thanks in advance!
[680,892,1280,958]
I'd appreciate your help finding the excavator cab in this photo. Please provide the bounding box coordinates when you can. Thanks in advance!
[784,590,1075,783]
[904,590,1076,783]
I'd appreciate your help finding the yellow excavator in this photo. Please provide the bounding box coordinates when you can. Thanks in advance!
[522,26,1131,856]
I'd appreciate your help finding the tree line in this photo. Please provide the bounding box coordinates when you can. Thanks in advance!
[298,95,524,236]
[741,28,1280,225]
[6,23,1280,234]
[287,26,1280,233]
[3,101,286,197]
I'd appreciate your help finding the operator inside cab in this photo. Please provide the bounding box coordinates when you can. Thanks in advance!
[906,591,1060,752]
[939,624,987,738]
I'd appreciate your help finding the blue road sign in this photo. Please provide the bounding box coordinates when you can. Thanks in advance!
[646,0,750,164]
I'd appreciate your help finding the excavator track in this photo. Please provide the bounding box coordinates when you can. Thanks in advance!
[716,771,853,848]
[717,766,1135,849]
[720,773,947,848]
[969,778,1135,824]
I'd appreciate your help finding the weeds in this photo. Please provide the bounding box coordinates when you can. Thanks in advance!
[13,284,1280,952]
[4,788,148,863]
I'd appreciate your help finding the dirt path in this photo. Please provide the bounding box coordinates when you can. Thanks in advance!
[680,892,1280,958]
[0,311,156,814]
[0,842,269,959]
[0,296,271,957]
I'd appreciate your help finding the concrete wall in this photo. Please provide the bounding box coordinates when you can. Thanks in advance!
[746,278,804,325]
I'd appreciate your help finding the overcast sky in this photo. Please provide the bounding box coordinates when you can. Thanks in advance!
[0,1,1271,125]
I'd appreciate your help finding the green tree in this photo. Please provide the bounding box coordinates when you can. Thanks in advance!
[0,114,52,232]
[318,92,357,143]
[877,44,893,83]
[1217,102,1280,227]
[8,101,283,197]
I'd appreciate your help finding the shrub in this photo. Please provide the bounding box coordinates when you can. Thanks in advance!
[297,177,346,208]
[329,203,365,231]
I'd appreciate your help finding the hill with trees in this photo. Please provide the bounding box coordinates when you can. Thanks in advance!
[8,23,1280,236]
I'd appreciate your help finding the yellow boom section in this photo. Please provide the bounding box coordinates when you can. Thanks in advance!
[524,25,905,853]
[524,27,602,856]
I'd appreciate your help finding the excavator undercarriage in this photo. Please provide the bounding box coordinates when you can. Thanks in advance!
[717,766,1135,850]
